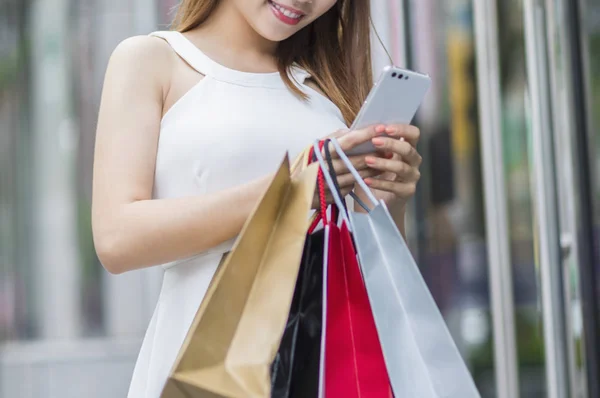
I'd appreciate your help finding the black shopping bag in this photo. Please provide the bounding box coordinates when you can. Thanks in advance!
[270,226,325,397]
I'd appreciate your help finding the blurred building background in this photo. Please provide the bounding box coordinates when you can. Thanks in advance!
[0,0,599,397]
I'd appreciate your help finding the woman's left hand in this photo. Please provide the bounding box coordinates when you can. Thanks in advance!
[360,124,422,208]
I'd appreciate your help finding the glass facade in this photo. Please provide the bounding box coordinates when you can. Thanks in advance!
[580,0,600,334]
[403,0,495,394]
[0,0,598,397]
[578,0,600,394]
[497,1,547,395]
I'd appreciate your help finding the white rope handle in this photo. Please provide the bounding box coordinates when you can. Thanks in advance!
[330,138,379,208]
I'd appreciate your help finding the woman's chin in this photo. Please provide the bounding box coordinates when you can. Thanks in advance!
[254,24,300,43]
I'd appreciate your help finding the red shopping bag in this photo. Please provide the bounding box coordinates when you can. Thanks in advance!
[311,140,393,398]
[324,219,392,398]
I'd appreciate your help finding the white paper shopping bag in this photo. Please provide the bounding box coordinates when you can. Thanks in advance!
[329,138,481,398]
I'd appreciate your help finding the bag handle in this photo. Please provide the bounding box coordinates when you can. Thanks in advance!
[312,140,351,228]
[320,140,342,224]
[322,141,372,214]
[290,144,326,233]
[306,141,332,234]
[330,138,379,209]
[323,142,348,214]
[308,137,377,233]
[312,141,329,223]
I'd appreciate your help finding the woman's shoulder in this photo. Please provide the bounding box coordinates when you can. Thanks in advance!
[105,35,175,89]
[110,35,174,65]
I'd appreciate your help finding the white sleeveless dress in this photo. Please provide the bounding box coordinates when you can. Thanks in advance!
[127,31,347,398]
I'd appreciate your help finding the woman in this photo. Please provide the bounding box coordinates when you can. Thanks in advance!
[92,0,423,396]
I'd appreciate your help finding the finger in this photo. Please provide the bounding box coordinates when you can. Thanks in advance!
[384,124,421,147]
[371,137,422,167]
[334,124,387,156]
[364,156,421,181]
[336,168,382,188]
[328,154,372,174]
[325,128,350,139]
[364,178,417,198]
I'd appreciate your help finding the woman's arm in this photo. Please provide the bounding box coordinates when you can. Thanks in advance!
[92,36,271,274]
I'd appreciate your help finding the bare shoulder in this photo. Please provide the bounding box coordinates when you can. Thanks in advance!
[105,35,175,89]
[111,35,173,61]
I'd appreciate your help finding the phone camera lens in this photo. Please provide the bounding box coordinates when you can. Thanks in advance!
[392,72,397,78]
[398,74,404,79]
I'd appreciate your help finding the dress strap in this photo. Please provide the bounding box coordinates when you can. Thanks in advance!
[289,65,312,86]
[149,30,312,89]
[149,31,214,76]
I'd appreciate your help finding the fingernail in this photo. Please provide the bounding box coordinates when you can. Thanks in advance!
[364,178,373,185]
[372,137,385,147]
[375,125,386,133]
[365,156,376,165]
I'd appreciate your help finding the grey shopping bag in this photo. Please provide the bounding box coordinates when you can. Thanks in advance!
[327,138,481,398]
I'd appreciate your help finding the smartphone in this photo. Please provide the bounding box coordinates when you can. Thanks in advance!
[345,66,431,156]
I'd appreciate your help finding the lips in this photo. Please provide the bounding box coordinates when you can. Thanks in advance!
[268,0,306,25]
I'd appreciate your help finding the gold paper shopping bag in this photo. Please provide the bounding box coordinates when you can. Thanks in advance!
[162,154,318,398]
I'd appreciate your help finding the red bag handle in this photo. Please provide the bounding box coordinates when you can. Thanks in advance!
[307,140,335,234]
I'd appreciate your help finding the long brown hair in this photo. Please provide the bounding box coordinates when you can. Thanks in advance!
[173,0,373,126]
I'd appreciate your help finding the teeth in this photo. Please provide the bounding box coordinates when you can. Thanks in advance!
[271,2,302,19]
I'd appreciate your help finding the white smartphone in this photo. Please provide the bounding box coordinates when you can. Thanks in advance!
[345,66,431,156]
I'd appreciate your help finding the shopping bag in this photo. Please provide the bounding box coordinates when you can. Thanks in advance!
[161,154,319,398]
[271,143,329,398]
[313,141,393,398]
[270,229,325,398]
[328,138,481,398]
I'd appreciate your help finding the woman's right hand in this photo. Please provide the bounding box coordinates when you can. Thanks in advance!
[311,125,386,210]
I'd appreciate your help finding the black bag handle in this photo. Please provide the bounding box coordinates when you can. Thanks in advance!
[323,140,372,213]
